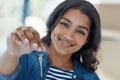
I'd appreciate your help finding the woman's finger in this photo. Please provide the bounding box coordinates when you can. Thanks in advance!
[24,27,38,49]
[15,26,29,43]
[26,26,44,51]
[10,32,22,45]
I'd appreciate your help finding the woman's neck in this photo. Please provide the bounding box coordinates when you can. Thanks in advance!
[46,45,74,71]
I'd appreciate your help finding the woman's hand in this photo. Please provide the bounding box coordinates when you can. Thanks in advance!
[0,26,43,75]
[7,26,43,57]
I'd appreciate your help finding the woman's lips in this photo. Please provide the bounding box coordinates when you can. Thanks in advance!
[58,37,74,47]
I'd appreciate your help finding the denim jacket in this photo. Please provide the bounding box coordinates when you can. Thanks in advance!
[0,51,99,80]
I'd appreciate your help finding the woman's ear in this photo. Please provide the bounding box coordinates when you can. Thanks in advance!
[84,40,88,45]
[84,37,89,45]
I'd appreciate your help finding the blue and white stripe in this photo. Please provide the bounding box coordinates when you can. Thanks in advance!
[46,66,73,80]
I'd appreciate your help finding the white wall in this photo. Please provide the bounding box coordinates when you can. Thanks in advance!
[101,0,120,4]
[98,41,120,80]
[88,0,120,4]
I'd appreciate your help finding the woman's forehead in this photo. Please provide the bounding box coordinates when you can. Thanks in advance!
[60,9,90,31]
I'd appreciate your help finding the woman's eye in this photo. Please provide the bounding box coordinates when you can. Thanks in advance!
[77,30,85,35]
[60,22,69,28]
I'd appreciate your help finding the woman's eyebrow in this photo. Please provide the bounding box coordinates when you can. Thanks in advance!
[61,17,72,24]
[78,26,89,32]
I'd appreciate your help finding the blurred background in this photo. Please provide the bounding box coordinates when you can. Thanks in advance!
[0,0,120,79]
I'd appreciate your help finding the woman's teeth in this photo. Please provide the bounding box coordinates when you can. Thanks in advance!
[60,38,73,47]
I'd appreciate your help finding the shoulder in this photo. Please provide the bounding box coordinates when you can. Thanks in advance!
[82,71,99,80]
[19,51,47,66]
[19,51,38,64]
[18,51,39,72]
[74,60,100,80]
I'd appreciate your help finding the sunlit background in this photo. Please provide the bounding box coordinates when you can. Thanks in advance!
[0,0,120,80]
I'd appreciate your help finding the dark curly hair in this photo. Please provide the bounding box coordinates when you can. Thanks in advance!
[42,0,101,72]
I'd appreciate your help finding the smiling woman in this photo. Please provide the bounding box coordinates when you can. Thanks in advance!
[0,0,101,80]
[50,9,90,57]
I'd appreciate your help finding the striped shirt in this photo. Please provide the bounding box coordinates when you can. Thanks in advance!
[46,66,73,80]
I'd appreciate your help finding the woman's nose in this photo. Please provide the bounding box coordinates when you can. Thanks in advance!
[64,30,74,41]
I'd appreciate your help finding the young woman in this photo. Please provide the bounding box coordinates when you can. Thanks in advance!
[0,0,101,80]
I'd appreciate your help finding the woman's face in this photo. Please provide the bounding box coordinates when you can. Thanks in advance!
[50,9,90,56]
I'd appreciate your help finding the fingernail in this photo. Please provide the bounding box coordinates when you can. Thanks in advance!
[18,41,22,45]
[38,47,43,52]
[24,38,29,43]
[32,43,38,48]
